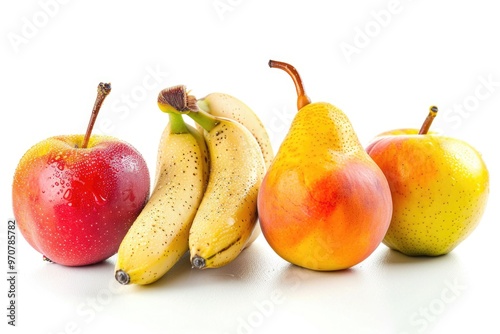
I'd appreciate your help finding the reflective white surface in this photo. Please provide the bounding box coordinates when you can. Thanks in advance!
[10,226,499,334]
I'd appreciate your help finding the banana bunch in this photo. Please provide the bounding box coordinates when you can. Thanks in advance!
[115,85,271,285]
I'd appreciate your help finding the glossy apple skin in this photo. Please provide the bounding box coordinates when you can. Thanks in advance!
[366,129,489,256]
[12,134,150,266]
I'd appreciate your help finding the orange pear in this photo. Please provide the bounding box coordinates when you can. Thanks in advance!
[257,60,393,271]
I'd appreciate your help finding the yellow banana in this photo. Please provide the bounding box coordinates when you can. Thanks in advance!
[114,108,209,285]
[196,92,273,249]
[196,92,274,168]
[196,92,272,250]
[157,86,266,269]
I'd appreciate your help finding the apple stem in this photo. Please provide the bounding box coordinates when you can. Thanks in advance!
[269,60,311,110]
[82,82,111,148]
[418,105,438,135]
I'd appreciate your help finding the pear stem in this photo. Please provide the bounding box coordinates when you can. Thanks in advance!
[82,83,111,148]
[168,113,189,134]
[418,106,438,135]
[269,60,311,110]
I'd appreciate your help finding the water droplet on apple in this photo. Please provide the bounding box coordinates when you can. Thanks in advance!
[93,191,108,206]
[121,189,136,202]
[63,189,72,200]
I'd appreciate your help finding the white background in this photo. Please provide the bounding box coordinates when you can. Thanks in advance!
[1,0,499,333]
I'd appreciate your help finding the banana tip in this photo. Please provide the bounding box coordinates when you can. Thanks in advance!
[191,256,206,269]
[115,269,131,285]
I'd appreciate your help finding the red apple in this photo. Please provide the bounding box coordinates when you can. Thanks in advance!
[12,83,150,266]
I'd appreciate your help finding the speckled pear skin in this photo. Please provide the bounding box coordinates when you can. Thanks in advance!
[258,102,393,271]
[366,131,489,256]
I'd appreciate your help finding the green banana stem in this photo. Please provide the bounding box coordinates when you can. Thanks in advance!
[168,113,189,134]
[196,99,210,113]
[157,85,219,132]
[187,109,219,132]
[157,85,198,115]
